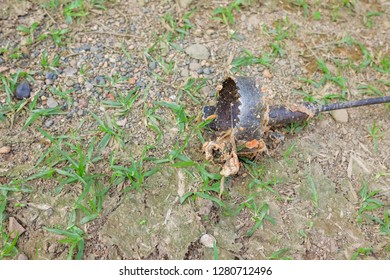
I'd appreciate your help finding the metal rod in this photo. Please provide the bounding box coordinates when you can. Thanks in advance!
[317,96,390,113]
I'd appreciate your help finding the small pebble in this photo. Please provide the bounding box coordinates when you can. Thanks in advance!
[46,97,59,108]
[65,79,74,87]
[200,234,216,248]
[77,109,84,116]
[44,119,54,128]
[263,69,273,78]
[136,80,146,88]
[82,44,91,51]
[8,217,25,238]
[203,68,212,75]
[189,62,201,71]
[181,69,189,77]
[185,44,210,60]
[15,80,31,100]
[85,82,94,90]
[0,146,11,154]
[45,72,57,80]
[63,67,77,76]
[330,109,348,123]
[95,76,105,85]
[148,61,157,70]
[18,253,28,260]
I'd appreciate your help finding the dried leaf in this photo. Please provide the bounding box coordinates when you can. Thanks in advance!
[220,151,240,177]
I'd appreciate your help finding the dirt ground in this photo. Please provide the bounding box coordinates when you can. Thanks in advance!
[0,0,389,260]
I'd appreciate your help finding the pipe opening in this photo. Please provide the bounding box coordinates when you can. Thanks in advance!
[215,77,241,131]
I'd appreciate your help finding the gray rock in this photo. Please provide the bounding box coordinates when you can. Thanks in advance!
[189,62,201,71]
[47,97,59,108]
[0,57,4,64]
[63,67,77,77]
[44,119,54,127]
[85,82,94,91]
[82,44,91,51]
[203,68,212,75]
[185,44,210,60]
[330,109,348,123]
[136,80,146,88]
[15,81,31,100]
[95,76,105,85]
[45,72,57,80]
[148,61,157,70]
[77,109,84,116]
[181,69,189,77]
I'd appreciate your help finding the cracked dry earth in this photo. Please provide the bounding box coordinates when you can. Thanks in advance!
[0,0,389,260]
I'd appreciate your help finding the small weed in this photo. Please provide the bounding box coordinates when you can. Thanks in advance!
[102,87,140,117]
[307,175,319,209]
[213,240,219,260]
[110,147,159,192]
[231,50,272,73]
[154,101,188,134]
[242,159,281,197]
[212,0,244,26]
[313,11,321,20]
[49,29,69,46]
[42,0,60,9]
[44,225,85,260]
[179,163,224,207]
[358,84,384,97]
[292,89,319,103]
[23,104,64,129]
[367,121,384,152]
[0,190,19,260]
[283,141,297,165]
[357,181,384,224]
[178,77,207,105]
[363,11,382,28]
[268,248,293,260]
[374,55,389,74]
[41,50,61,70]
[351,247,373,260]
[285,121,308,134]
[63,0,89,23]
[292,0,310,17]
[0,71,35,125]
[163,11,194,40]
[17,22,39,45]
[91,112,125,150]
[0,232,19,260]
[244,200,275,237]
[50,85,74,105]
[144,105,164,142]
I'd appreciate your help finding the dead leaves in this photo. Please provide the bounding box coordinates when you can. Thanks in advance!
[220,151,240,177]
[203,129,268,180]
